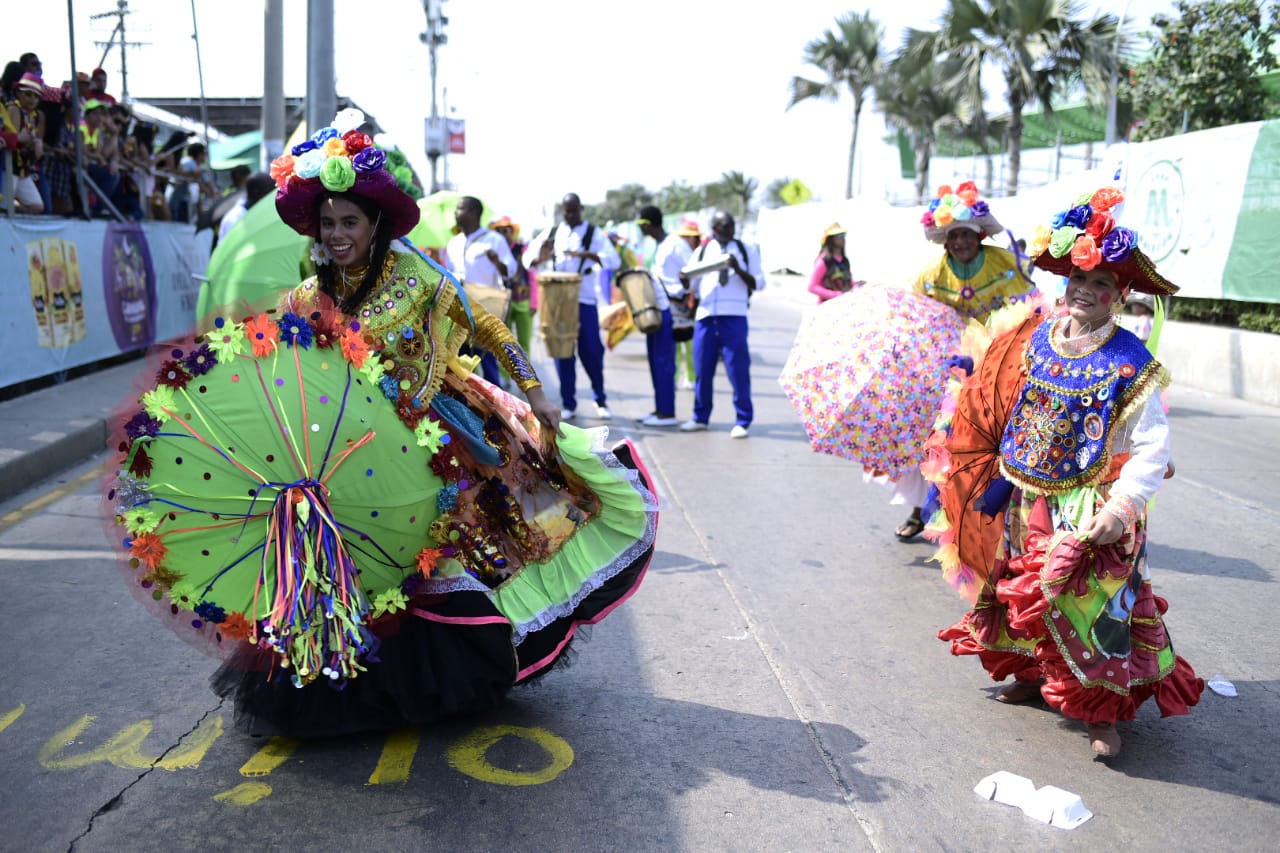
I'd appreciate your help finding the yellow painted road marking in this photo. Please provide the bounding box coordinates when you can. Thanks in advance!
[214,782,273,806]
[367,728,420,785]
[38,714,224,771]
[239,736,301,777]
[0,468,101,534]
[0,705,25,733]
[445,725,574,786]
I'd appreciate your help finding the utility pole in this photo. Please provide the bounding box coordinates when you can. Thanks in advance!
[421,0,449,193]
[91,0,146,101]
[263,0,285,169]
[306,0,337,137]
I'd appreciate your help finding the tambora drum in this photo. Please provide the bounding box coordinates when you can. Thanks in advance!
[537,272,582,358]
[462,281,511,324]
[614,269,663,334]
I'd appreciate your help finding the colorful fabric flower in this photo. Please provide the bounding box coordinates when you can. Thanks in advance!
[208,322,247,361]
[168,581,198,611]
[269,153,295,187]
[1090,187,1125,212]
[124,411,162,440]
[310,126,339,147]
[934,207,955,227]
[1048,227,1080,258]
[342,130,372,153]
[140,385,177,422]
[1084,211,1115,240]
[920,211,936,227]
[340,327,371,368]
[1027,224,1053,258]
[360,355,388,386]
[416,546,445,577]
[414,415,447,452]
[290,138,317,157]
[219,612,254,641]
[1070,234,1102,270]
[156,359,192,390]
[183,343,217,376]
[970,200,990,218]
[319,155,356,192]
[122,506,161,534]
[333,108,366,135]
[437,482,459,512]
[194,600,227,623]
[130,531,167,569]
[952,204,972,221]
[1101,227,1137,262]
[244,314,278,357]
[128,445,154,478]
[352,148,386,173]
[294,148,326,179]
[278,312,314,348]
[322,137,347,158]
[936,184,953,197]
[378,374,400,400]
[371,587,408,618]
[310,241,333,266]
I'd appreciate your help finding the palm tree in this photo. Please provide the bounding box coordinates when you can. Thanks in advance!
[789,12,884,199]
[877,55,962,203]
[904,0,1118,195]
[709,171,758,222]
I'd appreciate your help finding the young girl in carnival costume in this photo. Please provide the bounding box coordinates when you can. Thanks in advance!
[927,187,1202,758]
[105,110,657,737]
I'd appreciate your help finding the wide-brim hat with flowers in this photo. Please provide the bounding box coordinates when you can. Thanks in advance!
[17,72,44,95]
[674,220,702,238]
[921,181,1004,244]
[272,109,420,240]
[1027,187,1178,295]
[489,215,519,238]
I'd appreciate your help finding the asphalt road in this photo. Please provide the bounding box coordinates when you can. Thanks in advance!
[1,276,1277,852]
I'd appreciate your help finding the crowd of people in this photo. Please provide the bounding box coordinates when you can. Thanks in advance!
[2,52,222,224]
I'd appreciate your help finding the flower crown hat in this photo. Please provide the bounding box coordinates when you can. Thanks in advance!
[272,109,420,240]
[1027,187,1178,295]
[921,181,1004,244]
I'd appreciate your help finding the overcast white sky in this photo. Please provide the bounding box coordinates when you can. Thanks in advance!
[8,0,1175,226]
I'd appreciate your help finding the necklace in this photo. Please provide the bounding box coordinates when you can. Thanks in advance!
[332,254,397,307]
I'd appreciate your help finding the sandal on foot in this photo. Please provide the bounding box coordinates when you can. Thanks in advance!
[894,515,925,542]
[1086,722,1122,758]
[995,680,1043,704]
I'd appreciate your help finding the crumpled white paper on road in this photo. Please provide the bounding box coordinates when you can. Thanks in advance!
[974,771,1093,830]
[1206,675,1237,697]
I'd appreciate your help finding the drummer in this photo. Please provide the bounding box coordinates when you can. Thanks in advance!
[634,204,679,427]
[445,195,517,386]
[522,192,621,421]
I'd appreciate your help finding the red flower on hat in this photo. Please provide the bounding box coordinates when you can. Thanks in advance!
[342,130,373,154]
[1084,211,1115,239]
[269,154,295,188]
[1090,188,1124,212]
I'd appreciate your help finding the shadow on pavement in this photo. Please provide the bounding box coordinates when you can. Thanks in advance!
[1148,542,1274,583]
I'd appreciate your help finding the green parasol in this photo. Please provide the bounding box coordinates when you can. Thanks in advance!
[111,311,448,684]
[406,191,495,252]
[198,195,312,322]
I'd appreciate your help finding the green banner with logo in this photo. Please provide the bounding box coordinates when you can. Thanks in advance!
[1222,120,1280,303]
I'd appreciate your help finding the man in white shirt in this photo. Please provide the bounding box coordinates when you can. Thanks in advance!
[522,193,621,420]
[217,172,275,245]
[634,204,682,426]
[446,195,517,386]
[678,211,765,439]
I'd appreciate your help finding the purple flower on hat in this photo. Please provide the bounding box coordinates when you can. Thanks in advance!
[353,147,386,173]
[291,138,318,157]
[310,126,339,147]
[1101,227,1137,262]
[971,200,990,217]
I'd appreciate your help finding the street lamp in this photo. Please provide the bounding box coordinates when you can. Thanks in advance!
[422,0,448,192]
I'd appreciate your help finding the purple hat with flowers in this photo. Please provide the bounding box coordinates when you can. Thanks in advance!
[1027,187,1178,295]
[921,181,1004,244]
[272,109,420,240]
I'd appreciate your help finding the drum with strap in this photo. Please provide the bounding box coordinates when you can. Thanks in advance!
[614,269,663,334]
[537,272,582,358]
[462,281,511,324]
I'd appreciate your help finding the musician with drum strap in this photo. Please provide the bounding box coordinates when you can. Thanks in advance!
[633,204,682,427]
[522,192,621,421]
[445,196,517,386]
[678,211,765,439]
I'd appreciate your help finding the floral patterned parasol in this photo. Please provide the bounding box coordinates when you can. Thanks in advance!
[779,287,966,480]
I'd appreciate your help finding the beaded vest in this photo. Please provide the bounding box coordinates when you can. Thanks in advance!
[999,318,1161,493]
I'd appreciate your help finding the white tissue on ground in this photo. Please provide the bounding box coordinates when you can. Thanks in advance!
[1206,675,1237,697]
[974,771,1093,830]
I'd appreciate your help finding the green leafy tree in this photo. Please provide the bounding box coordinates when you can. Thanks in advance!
[706,171,758,221]
[905,0,1118,195]
[789,11,884,199]
[583,183,654,226]
[877,55,961,203]
[655,180,708,216]
[1131,0,1280,140]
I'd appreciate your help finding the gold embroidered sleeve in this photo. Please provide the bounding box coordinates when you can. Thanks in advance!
[447,298,542,392]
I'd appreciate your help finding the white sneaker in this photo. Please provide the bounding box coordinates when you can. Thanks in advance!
[594,403,612,420]
[679,420,708,432]
[729,425,749,439]
[639,413,680,427]
[678,377,695,390]
[560,409,576,420]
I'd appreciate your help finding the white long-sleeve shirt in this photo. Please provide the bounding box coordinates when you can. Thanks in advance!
[645,233,691,312]
[444,227,516,289]
[687,238,765,319]
[522,222,620,305]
